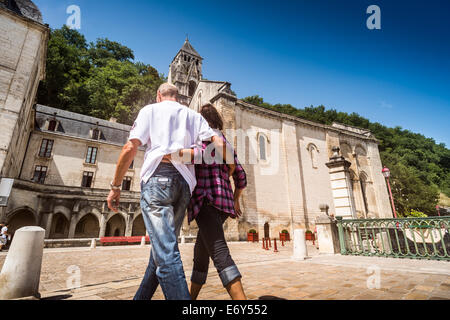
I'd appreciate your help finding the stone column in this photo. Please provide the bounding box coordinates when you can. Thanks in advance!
[99,213,107,238]
[124,214,132,237]
[44,212,54,239]
[315,214,340,254]
[0,227,45,299]
[67,214,77,239]
[292,229,308,260]
[326,146,356,219]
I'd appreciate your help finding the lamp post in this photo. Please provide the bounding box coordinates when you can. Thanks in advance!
[382,166,397,218]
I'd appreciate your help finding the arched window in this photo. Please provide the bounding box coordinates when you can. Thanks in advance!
[259,135,267,160]
[360,173,369,215]
[188,80,197,97]
[307,143,319,169]
[197,91,202,111]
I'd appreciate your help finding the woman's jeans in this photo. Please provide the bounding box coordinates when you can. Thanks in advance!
[191,203,242,287]
[134,162,191,300]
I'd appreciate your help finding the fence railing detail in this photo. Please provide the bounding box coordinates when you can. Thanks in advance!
[335,216,450,261]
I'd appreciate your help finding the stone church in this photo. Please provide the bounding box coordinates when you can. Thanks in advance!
[0,0,392,244]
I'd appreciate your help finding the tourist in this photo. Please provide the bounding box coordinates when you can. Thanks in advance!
[187,104,247,300]
[0,222,9,251]
[106,83,232,300]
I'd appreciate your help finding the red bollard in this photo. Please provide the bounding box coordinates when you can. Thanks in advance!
[262,237,265,250]
[273,238,279,252]
[268,238,271,248]
[281,238,284,246]
[265,238,269,250]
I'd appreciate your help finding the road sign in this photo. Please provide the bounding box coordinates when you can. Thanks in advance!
[0,178,14,207]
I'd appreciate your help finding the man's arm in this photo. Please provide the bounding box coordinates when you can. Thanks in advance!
[107,139,141,212]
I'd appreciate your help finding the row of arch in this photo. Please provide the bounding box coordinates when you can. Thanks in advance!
[4,207,147,240]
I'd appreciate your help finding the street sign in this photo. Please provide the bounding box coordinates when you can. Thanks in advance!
[0,178,14,207]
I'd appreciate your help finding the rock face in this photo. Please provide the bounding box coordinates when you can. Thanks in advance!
[0,0,43,24]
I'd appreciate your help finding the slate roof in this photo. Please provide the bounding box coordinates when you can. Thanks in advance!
[0,0,43,24]
[35,105,132,146]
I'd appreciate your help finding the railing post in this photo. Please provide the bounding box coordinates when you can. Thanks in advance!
[336,216,347,255]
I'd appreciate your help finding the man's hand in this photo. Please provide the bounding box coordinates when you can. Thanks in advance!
[234,199,242,218]
[107,189,121,213]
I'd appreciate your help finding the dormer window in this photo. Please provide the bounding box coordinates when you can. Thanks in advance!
[92,128,100,140]
[48,120,57,131]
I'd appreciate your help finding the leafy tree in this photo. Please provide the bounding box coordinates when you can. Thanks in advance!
[37,26,164,125]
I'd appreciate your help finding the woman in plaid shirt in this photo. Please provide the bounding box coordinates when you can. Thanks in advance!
[187,104,247,300]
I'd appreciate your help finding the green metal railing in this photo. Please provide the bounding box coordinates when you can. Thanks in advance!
[336,216,450,261]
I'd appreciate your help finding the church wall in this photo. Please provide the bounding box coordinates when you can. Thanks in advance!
[296,124,336,228]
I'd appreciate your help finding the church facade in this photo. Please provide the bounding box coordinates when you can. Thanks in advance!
[0,1,393,243]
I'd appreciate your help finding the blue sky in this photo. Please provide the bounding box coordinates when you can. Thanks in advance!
[34,0,450,146]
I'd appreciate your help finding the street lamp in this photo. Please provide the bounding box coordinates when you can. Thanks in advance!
[382,166,397,218]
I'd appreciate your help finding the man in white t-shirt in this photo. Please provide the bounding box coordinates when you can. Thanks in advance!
[107,83,231,300]
[0,223,9,251]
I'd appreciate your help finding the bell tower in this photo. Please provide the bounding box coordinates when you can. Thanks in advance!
[168,38,203,105]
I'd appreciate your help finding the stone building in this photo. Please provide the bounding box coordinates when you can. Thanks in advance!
[0,1,393,242]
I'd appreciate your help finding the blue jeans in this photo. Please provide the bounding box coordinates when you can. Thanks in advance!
[134,162,191,300]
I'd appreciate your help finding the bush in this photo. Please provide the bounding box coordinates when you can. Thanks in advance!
[305,230,313,234]
[281,229,289,234]
[248,229,257,234]
[403,209,428,218]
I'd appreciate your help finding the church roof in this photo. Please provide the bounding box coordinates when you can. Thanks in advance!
[179,38,202,59]
[0,0,43,24]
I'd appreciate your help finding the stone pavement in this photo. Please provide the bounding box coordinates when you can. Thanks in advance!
[0,241,449,300]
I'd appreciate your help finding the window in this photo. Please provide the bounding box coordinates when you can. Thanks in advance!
[259,135,266,160]
[81,171,94,188]
[85,147,98,164]
[39,139,54,158]
[32,166,47,184]
[48,120,57,131]
[92,128,100,140]
[307,143,319,169]
[122,177,132,191]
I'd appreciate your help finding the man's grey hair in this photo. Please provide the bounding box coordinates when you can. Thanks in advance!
[158,83,178,98]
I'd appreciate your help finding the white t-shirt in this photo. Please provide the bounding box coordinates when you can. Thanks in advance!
[128,100,217,193]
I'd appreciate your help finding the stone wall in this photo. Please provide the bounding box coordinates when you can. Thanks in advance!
[0,7,48,178]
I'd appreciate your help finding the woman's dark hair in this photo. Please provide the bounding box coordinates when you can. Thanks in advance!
[200,103,223,130]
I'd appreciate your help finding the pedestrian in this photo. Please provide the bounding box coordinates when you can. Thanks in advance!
[187,103,247,300]
[106,83,232,300]
[0,222,9,252]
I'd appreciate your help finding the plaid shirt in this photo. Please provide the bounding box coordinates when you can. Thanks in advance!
[187,134,247,223]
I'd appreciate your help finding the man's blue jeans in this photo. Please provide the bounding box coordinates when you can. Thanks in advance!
[134,163,191,300]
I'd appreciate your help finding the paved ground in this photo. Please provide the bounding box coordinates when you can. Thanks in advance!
[1,241,449,300]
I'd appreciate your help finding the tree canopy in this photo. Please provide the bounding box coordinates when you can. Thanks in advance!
[37,26,165,125]
[242,95,450,216]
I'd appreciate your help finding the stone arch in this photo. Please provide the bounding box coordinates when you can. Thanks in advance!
[132,214,146,236]
[257,132,269,161]
[339,142,353,160]
[6,207,38,238]
[105,214,126,237]
[307,143,319,169]
[76,206,102,226]
[74,213,99,238]
[53,205,71,223]
[50,213,69,239]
